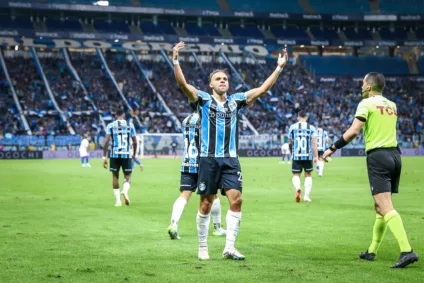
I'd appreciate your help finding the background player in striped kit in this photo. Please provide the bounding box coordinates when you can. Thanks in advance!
[172,41,288,260]
[315,125,329,177]
[102,109,137,207]
[288,111,318,202]
[168,103,226,240]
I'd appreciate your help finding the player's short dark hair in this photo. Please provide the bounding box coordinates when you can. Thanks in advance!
[297,111,308,118]
[209,69,229,82]
[365,72,385,92]
[116,109,125,117]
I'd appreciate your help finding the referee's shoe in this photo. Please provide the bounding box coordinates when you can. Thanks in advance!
[391,250,419,268]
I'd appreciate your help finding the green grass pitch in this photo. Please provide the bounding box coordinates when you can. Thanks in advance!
[1,157,423,283]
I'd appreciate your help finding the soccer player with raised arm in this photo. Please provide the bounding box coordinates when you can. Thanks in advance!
[102,109,137,207]
[288,111,318,202]
[322,72,419,268]
[79,135,91,167]
[167,103,226,240]
[315,125,329,177]
[172,41,288,260]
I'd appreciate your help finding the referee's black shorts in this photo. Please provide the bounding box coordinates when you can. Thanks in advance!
[366,147,401,195]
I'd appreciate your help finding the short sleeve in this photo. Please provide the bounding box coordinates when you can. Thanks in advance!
[231,92,248,110]
[310,126,317,138]
[130,124,136,137]
[355,101,370,121]
[106,123,112,135]
[197,90,211,107]
[288,126,293,140]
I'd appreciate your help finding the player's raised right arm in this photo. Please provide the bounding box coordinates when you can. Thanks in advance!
[173,41,198,102]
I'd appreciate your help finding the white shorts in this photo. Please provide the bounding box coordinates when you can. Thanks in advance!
[79,150,88,157]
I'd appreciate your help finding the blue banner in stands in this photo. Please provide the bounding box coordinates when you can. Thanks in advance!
[1,34,424,49]
[2,2,424,22]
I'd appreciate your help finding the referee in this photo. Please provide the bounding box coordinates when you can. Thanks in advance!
[323,72,418,268]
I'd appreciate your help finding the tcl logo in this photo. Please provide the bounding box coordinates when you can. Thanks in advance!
[376,106,397,116]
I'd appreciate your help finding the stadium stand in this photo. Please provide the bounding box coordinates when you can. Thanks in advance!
[46,19,82,32]
[308,0,371,14]
[300,55,411,76]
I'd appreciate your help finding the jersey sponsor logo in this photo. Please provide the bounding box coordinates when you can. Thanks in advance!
[376,106,397,116]
[208,111,237,118]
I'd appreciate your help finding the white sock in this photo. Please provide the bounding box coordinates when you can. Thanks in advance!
[196,211,210,248]
[292,175,301,190]
[113,188,120,203]
[304,177,312,199]
[211,197,222,230]
[122,182,130,194]
[225,210,242,250]
[171,197,187,226]
[318,161,325,176]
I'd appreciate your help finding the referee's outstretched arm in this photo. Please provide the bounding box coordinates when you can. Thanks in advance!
[322,118,364,161]
[172,41,199,102]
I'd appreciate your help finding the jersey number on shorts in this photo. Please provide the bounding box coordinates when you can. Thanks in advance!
[184,138,198,158]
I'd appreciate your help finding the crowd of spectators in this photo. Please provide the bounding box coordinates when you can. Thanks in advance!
[0,52,422,147]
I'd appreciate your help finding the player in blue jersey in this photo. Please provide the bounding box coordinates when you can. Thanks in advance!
[288,111,318,203]
[315,126,329,177]
[102,109,137,207]
[173,41,288,260]
[167,103,226,240]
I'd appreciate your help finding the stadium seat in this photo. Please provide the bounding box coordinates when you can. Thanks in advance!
[308,0,371,14]
[46,19,82,32]
[228,25,264,38]
[139,0,219,9]
[344,28,373,41]
[271,26,310,40]
[379,0,424,13]
[226,0,304,13]
[310,28,340,40]
[300,55,410,75]
[94,21,130,33]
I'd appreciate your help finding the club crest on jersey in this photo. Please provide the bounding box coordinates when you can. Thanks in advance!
[199,182,206,191]
[229,101,237,111]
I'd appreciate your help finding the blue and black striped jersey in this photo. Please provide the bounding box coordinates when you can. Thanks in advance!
[180,112,201,173]
[316,128,328,151]
[106,120,136,159]
[288,122,316,161]
[197,90,248,158]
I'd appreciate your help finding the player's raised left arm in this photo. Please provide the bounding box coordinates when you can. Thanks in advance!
[245,48,288,104]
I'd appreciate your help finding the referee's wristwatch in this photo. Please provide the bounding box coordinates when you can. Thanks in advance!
[329,144,337,152]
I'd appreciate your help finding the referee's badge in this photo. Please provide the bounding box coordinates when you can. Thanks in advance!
[199,182,206,191]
